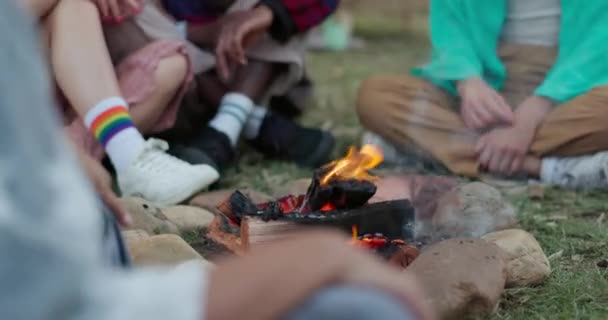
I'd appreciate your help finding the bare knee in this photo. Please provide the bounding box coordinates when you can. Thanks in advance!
[20,0,60,18]
[48,0,100,22]
[154,54,188,97]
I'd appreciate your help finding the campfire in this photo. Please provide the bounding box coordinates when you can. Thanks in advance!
[209,145,419,268]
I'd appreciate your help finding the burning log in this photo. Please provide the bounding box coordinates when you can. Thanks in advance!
[240,217,302,250]
[239,200,414,249]
[208,144,420,267]
[305,145,382,212]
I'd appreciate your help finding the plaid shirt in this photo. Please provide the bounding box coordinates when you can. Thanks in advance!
[163,0,340,42]
[261,0,340,41]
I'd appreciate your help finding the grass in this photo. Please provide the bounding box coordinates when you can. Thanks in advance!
[218,4,608,319]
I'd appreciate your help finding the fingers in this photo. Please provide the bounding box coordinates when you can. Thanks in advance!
[232,26,248,65]
[509,155,524,176]
[107,0,121,19]
[496,153,513,174]
[472,103,494,128]
[462,99,496,130]
[125,0,140,12]
[215,36,231,81]
[478,145,493,169]
[461,102,482,129]
[488,94,514,124]
[101,189,132,227]
[96,0,109,18]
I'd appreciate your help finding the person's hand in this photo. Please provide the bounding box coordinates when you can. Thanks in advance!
[475,125,535,176]
[77,149,132,227]
[475,95,553,175]
[92,0,142,23]
[215,6,273,80]
[457,77,514,130]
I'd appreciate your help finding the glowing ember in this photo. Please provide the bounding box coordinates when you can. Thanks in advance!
[320,202,336,212]
[320,145,384,185]
[351,225,358,242]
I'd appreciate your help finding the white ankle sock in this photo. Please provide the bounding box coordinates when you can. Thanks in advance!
[84,97,145,173]
[540,158,558,183]
[209,93,254,146]
[243,106,268,140]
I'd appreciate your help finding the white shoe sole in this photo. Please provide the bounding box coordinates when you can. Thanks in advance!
[119,165,220,207]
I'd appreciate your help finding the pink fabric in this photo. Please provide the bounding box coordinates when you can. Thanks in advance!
[64,39,192,160]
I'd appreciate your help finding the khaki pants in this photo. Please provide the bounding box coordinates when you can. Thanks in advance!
[357,44,608,177]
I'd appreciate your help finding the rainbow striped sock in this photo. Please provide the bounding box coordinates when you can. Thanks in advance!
[84,97,145,172]
[90,105,134,147]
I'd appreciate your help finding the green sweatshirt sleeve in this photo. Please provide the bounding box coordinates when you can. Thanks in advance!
[535,2,608,103]
[412,0,483,92]
[411,0,504,94]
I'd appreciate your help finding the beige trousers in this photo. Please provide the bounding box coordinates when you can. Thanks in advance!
[357,44,608,177]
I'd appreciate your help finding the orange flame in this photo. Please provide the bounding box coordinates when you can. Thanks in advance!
[320,144,384,185]
[352,225,358,242]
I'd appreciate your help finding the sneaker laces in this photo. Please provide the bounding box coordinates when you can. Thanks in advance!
[137,139,192,174]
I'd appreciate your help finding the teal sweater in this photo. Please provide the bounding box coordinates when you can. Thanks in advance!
[412,0,608,103]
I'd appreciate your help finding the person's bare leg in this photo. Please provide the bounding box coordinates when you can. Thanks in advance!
[193,70,229,111]
[20,0,59,18]
[189,59,333,169]
[231,60,283,102]
[129,54,188,133]
[46,0,122,114]
[39,0,219,205]
[205,60,280,146]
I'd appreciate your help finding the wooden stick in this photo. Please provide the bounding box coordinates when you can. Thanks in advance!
[207,216,246,255]
[241,216,304,250]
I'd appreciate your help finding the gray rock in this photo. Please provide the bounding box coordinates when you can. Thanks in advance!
[163,205,215,231]
[419,182,517,241]
[482,229,551,287]
[127,234,212,267]
[407,238,507,320]
[122,229,150,243]
[122,197,179,235]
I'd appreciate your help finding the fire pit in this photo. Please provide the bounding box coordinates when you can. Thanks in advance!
[208,145,419,267]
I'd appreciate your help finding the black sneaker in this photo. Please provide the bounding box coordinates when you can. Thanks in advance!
[188,126,236,171]
[269,75,314,119]
[248,112,335,168]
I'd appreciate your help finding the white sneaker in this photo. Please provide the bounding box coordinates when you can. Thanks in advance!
[361,131,445,171]
[118,138,220,206]
[540,152,608,189]
[362,132,405,166]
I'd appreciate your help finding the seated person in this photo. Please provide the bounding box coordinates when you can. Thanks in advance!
[0,3,432,318]
[357,0,608,189]
[128,0,339,169]
[23,0,219,206]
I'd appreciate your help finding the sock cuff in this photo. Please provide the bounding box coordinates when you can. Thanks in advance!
[84,97,129,127]
[540,158,557,182]
[222,93,254,113]
[251,106,268,119]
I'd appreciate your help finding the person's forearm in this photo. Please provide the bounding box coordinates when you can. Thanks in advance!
[514,95,553,131]
[205,232,352,320]
[456,77,484,95]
